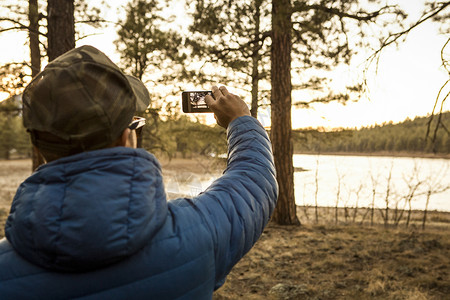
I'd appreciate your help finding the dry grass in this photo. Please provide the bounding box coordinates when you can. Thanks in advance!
[214,216,450,300]
[0,159,31,227]
[297,205,450,231]
[1,159,449,299]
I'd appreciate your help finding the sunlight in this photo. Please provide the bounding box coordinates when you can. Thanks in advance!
[0,0,448,130]
[0,92,9,103]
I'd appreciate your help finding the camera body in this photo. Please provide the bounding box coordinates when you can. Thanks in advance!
[182,91,213,113]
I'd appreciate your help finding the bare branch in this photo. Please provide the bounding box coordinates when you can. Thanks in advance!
[0,18,46,37]
[0,26,25,33]
[425,38,450,145]
[443,37,450,74]
[367,2,450,64]
[0,17,28,29]
[76,32,103,42]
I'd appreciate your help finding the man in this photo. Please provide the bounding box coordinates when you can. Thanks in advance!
[0,45,278,299]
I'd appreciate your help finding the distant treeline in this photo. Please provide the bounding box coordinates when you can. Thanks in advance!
[0,104,30,160]
[1,99,449,160]
[293,112,450,155]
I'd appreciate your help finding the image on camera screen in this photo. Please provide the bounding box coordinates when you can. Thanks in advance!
[189,91,211,109]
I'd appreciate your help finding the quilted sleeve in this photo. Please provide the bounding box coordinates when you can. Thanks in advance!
[191,115,278,289]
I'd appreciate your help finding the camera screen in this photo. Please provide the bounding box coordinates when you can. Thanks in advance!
[189,91,211,109]
[182,90,213,113]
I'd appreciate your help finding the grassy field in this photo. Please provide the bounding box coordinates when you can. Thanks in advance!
[1,159,449,299]
[0,159,31,227]
[213,210,450,300]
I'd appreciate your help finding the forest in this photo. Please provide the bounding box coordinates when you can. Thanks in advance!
[293,112,450,155]
[0,0,449,226]
[0,2,450,298]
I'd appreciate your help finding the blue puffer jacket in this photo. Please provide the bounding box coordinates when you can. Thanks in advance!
[0,116,277,299]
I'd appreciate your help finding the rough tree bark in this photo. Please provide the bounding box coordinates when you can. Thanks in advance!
[29,0,40,77]
[29,0,45,171]
[47,0,75,61]
[270,0,300,225]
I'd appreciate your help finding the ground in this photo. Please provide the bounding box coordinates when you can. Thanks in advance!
[213,219,450,300]
[1,158,449,300]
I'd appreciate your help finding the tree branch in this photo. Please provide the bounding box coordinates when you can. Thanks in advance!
[293,91,357,108]
[293,2,401,21]
[0,18,46,37]
[0,17,28,29]
[0,26,25,33]
[76,32,103,42]
[209,31,271,57]
[75,18,113,26]
[425,38,450,144]
[367,2,450,64]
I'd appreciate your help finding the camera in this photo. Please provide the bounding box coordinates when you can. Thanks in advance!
[182,91,214,113]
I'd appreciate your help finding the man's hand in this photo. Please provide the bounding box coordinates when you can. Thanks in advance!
[205,86,251,128]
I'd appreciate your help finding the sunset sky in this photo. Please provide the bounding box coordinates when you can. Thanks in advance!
[0,0,449,130]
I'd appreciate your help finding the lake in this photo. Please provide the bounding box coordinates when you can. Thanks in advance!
[294,154,450,212]
[165,154,450,212]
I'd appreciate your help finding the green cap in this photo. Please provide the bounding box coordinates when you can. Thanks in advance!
[23,45,150,155]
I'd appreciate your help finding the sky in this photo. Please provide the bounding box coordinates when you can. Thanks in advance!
[0,0,449,130]
[292,18,450,130]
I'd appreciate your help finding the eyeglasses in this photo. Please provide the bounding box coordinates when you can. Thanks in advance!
[128,116,146,130]
[128,116,146,148]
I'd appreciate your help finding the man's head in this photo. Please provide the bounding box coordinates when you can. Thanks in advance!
[22,45,150,162]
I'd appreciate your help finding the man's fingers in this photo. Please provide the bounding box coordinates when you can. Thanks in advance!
[219,86,229,96]
[204,94,215,107]
[211,86,222,101]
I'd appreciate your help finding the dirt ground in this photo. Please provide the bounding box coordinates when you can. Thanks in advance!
[213,218,450,300]
[1,158,449,299]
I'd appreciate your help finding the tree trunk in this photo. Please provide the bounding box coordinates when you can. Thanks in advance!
[250,54,259,118]
[29,0,45,171]
[370,190,375,226]
[422,190,431,230]
[31,0,75,171]
[384,206,389,228]
[47,0,75,61]
[406,202,412,228]
[29,0,40,77]
[270,0,299,225]
[250,0,262,118]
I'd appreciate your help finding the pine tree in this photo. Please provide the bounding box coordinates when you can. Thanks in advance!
[115,0,184,81]
[188,0,271,117]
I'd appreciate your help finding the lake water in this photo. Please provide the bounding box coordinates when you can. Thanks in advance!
[164,154,450,212]
[294,154,450,212]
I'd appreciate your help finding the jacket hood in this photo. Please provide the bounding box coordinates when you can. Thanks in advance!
[5,147,167,272]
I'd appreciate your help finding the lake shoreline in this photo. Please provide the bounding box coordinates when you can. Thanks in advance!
[294,150,450,159]
[295,205,450,223]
